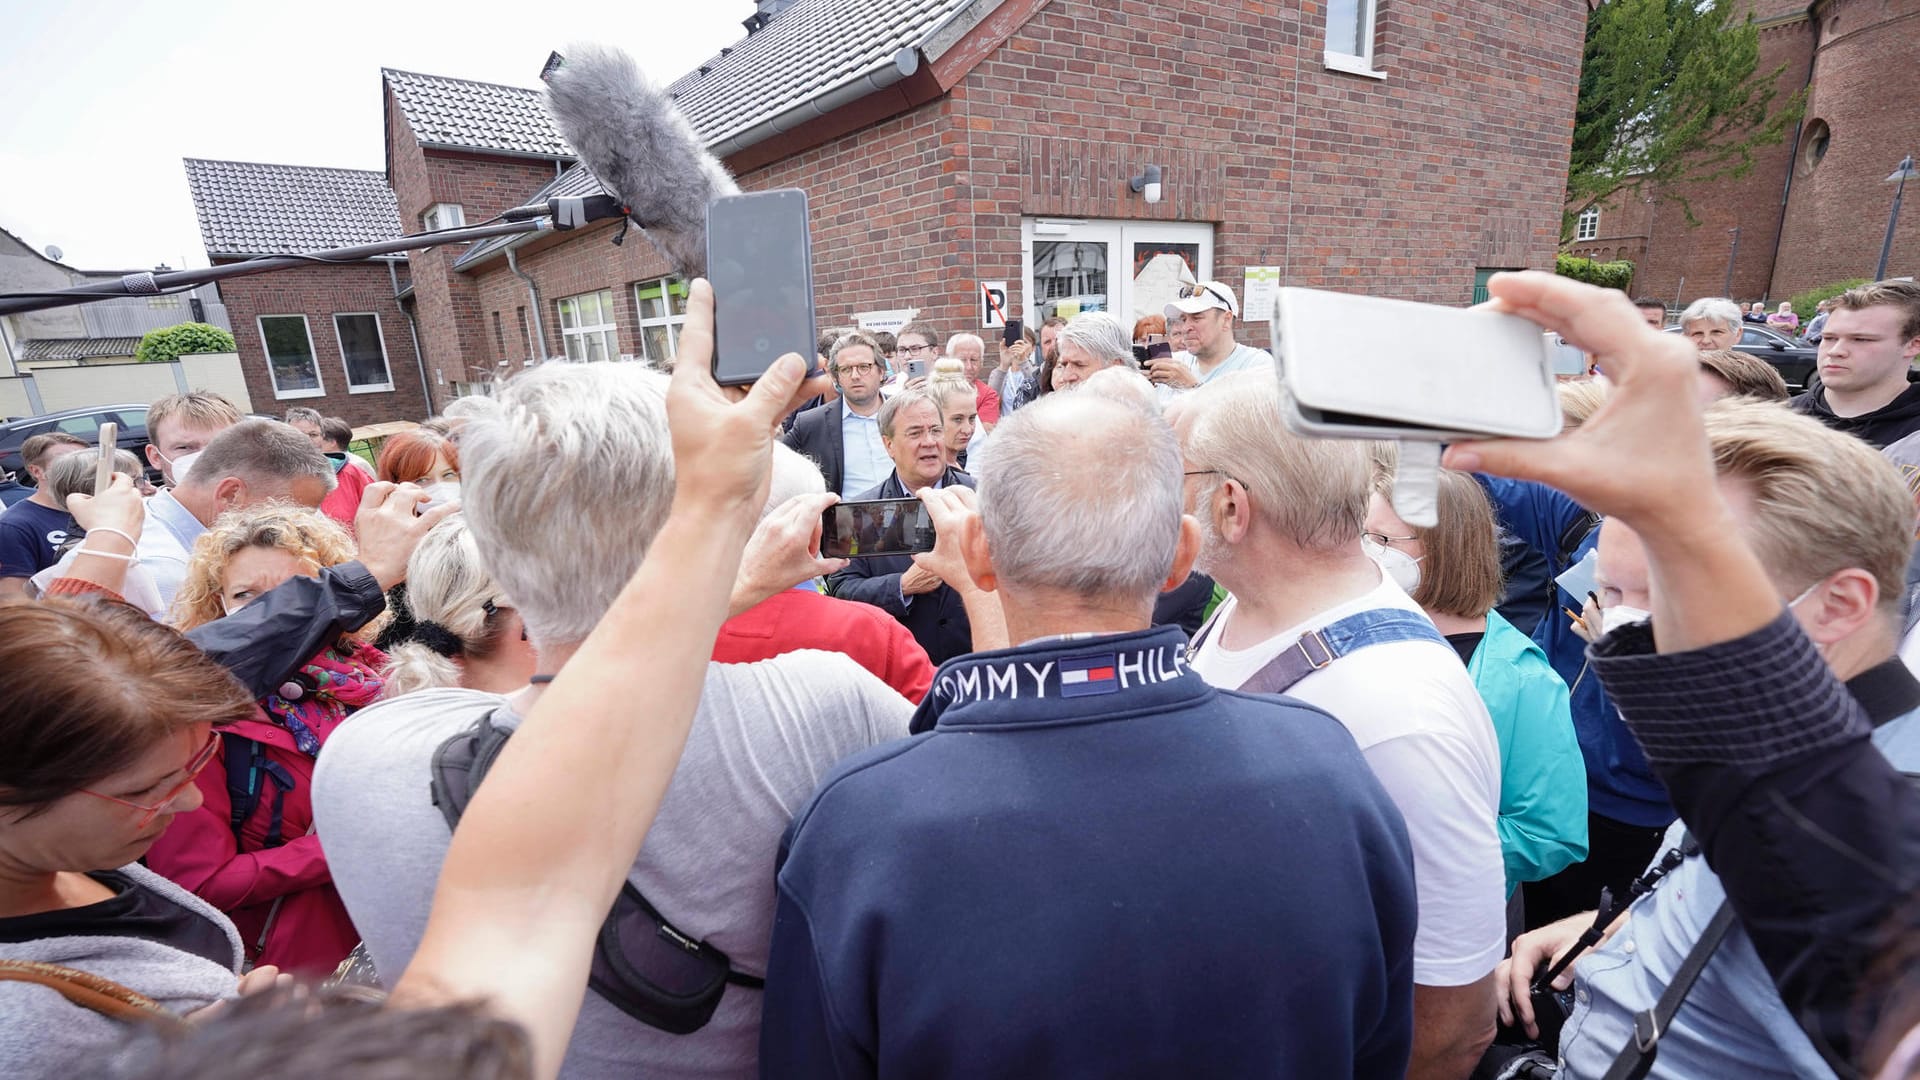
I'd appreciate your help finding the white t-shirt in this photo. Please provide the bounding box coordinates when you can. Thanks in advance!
[1189,576,1506,987]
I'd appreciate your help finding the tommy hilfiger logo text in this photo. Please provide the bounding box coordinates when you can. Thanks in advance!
[932,645,1190,707]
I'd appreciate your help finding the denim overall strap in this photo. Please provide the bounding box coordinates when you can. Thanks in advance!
[1239,608,1449,697]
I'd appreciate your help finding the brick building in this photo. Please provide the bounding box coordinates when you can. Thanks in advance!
[189,0,1588,415]
[1565,0,1918,307]
[183,159,429,427]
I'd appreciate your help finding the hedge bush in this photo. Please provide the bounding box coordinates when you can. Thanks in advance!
[135,322,236,364]
[1787,279,1869,322]
[1555,253,1635,292]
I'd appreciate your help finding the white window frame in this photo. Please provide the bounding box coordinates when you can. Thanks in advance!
[632,277,689,365]
[556,289,619,363]
[1325,0,1384,79]
[256,314,326,400]
[1020,219,1215,329]
[423,203,466,232]
[332,312,395,394]
[1576,207,1600,241]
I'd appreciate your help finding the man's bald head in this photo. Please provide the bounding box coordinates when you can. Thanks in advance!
[976,393,1185,605]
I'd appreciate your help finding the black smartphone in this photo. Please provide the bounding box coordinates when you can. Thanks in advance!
[1002,318,1023,348]
[707,189,816,386]
[1146,340,1173,362]
[1132,344,1150,366]
[821,498,937,559]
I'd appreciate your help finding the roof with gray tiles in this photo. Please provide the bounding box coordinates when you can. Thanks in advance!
[20,337,143,362]
[184,159,403,257]
[457,0,980,269]
[666,0,971,145]
[383,68,575,159]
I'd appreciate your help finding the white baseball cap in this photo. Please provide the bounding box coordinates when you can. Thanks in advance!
[1164,280,1239,320]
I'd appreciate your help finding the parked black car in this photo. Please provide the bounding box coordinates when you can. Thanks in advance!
[0,403,151,483]
[1664,323,1819,390]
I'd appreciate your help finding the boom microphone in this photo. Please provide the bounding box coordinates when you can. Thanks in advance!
[541,44,741,279]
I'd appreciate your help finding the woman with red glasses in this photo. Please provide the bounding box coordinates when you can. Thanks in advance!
[0,596,263,1074]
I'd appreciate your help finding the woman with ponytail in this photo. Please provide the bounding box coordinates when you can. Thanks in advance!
[381,518,535,698]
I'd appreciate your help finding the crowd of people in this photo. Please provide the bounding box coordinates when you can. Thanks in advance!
[0,271,1917,1080]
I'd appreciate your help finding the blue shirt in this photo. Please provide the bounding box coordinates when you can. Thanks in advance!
[838,407,888,497]
[760,627,1418,1078]
[0,498,73,578]
[1558,701,1920,1079]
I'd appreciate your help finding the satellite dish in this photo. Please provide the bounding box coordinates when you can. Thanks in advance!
[43,245,63,262]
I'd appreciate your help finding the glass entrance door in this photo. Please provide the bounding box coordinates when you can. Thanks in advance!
[1021,220,1214,327]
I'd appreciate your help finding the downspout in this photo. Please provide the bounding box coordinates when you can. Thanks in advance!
[390,259,432,409]
[1763,4,1822,300]
[507,247,547,362]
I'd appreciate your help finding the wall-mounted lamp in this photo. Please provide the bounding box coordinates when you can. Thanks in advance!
[1129,164,1163,205]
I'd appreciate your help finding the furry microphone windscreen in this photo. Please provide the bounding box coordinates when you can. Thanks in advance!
[542,43,741,279]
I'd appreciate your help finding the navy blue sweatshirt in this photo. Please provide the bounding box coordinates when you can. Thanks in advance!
[759,627,1417,1078]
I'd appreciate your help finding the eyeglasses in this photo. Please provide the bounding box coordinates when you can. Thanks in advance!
[79,731,220,828]
[836,362,879,376]
[1363,530,1419,548]
[897,343,938,356]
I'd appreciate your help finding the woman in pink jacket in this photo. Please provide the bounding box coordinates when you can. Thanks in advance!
[145,506,386,976]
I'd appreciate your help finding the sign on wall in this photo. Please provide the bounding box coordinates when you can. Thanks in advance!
[855,308,919,337]
[979,281,1008,329]
[1242,267,1281,324]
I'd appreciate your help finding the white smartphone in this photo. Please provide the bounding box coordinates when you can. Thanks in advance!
[1272,287,1563,441]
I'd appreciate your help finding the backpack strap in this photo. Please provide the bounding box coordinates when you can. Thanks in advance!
[0,960,187,1031]
[1556,510,1602,572]
[220,732,258,848]
[219,733,295,850]
[1195,607,1449,697]
[1601,899,1738,1080]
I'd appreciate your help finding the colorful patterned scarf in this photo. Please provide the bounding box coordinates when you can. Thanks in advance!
[260,641,387,756]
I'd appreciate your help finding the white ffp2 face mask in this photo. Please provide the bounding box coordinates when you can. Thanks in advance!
[164,450,203,486]
[418,481,461,510]
[1600,604,1652,636]
[1362,536,1423,594]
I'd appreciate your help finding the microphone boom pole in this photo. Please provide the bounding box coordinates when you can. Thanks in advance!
[0,216,555,317]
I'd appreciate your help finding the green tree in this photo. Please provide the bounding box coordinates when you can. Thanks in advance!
[1566,0,1804,241]
[1556,254,1636,291]
[135,322,235,364]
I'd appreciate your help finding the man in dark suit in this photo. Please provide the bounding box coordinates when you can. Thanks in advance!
[828,389,976,664]
[782,332,890,496]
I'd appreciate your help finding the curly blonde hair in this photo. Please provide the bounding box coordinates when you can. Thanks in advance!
[171,505,377,638]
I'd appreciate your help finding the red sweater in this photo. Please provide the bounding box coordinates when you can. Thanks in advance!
[713,588,935,704]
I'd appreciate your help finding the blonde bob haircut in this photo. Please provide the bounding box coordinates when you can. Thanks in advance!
[1704,400,1917,617]
[172,505,378,639]
[1371,467,1504,620]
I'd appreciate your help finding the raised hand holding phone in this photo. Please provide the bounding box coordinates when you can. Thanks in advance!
[94,421,118,493]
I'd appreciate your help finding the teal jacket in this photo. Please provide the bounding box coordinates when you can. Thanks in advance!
[1467,611,1589,895]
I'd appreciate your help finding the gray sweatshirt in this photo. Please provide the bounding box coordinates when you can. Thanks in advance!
[312,652,913,1080]
[0,863,242,1079]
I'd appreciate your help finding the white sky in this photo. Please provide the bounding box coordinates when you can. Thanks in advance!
[0,0,756,270]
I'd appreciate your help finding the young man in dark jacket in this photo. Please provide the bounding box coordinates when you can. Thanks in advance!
[1789,280,1920,448]
[763,393,1418,1078]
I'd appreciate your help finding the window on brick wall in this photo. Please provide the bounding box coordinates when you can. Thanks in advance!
[1576,207,1600,241]
[557,289,618,362]
[258,315,325,399]
[633,277,688,366]
[1325,0,1381,77]
[517,306,534,362]
[492,311,507,360]
[423,203,466,232]
[333,313,394,393]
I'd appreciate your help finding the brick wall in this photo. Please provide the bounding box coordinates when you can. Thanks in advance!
[216,259,428,427]
[1771,0,1920,296]
[1561,0,1920,307]
[457,0,1585,361]
[385,85,568,409]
